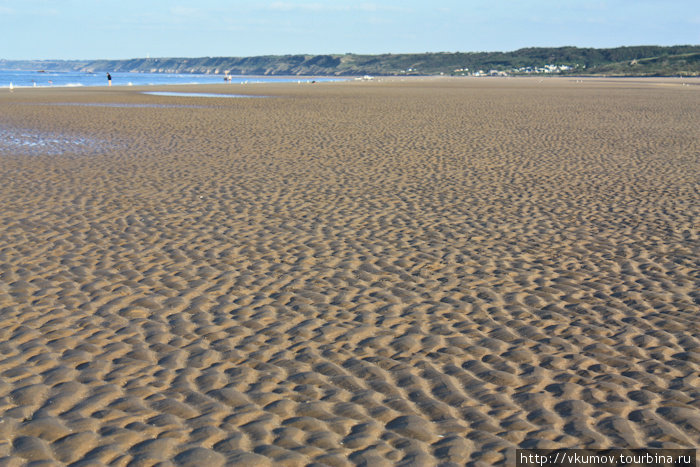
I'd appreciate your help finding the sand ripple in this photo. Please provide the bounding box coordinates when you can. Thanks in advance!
[0,78,698,465]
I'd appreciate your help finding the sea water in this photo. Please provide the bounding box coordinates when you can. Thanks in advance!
[142,92,266,98]
[0,69,341,88]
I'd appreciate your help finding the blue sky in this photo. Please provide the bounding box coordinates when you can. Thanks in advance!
[1,0,698,60]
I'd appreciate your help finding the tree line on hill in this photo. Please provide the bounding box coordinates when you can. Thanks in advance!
[2,46,698,77]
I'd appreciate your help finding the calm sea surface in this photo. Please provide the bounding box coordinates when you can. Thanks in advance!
[0,69,341,88]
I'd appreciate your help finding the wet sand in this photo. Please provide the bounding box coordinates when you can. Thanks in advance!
[0,77,699,465]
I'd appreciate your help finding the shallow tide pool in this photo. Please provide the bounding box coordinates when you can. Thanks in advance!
[142,92,267,98]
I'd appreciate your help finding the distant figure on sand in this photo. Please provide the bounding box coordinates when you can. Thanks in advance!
[107,73,112,86]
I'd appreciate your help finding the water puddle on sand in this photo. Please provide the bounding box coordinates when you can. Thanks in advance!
[46,102,210,109]
[0,126,104,156]
[142,92,267,98]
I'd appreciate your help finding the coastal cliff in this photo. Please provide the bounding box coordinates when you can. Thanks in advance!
[2,45,699,76]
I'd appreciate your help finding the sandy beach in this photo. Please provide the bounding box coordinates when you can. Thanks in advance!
[0,77,698,465]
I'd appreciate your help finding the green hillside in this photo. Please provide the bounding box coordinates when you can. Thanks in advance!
[2,46,699,77]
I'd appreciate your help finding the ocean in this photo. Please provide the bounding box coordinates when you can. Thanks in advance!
[0,69,340,88]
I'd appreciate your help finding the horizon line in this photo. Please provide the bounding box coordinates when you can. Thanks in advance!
[2,44,699,62]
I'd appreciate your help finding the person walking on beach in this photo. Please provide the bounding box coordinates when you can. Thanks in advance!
[107,73,112,86]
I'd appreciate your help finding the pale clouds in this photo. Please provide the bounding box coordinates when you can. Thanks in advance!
[266,2,408,12]
[170,6,201,16]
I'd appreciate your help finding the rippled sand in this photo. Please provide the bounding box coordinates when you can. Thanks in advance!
[0,77,698,466]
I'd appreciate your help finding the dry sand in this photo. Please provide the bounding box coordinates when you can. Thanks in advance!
[0,77,698,465]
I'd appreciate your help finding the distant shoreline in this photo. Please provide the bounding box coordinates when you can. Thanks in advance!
[2,45,699,77]
[3,75,699,93]
[0,70,346,89]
